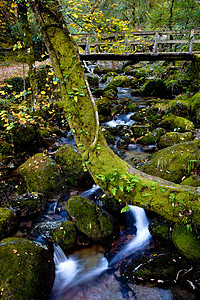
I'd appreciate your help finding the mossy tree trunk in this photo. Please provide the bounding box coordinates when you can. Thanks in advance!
[29,0,200,231]
[18,0,38,108]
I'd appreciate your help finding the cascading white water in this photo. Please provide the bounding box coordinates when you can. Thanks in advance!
[80,185,100,198]
[109,205,151,266]
[50,205,151,297]
[105,112,135,128]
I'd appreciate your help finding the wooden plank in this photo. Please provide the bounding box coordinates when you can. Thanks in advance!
[79,52,195,62]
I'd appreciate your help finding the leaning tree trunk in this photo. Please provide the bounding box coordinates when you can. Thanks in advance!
[29,0,200,231]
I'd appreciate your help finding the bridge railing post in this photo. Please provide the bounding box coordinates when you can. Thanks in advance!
[84,34,91,55]
[153,32,159,54]
[189,29,195,54]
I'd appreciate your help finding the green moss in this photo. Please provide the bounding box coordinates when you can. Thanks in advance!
[53,220,76,251]
[9,193,46,217]
[139,128,166,145]
[161,115,194,132]
[180,175,200,187]
[66,196,114,242]
[141,141,200,183]
[191,92,200,124]
[172,224,200,261]
[0,208,18,240]
[54,144,92,187]
[18,153,65,196]
[141,78,168,98]
[149,217,172,242]
[0,237,54,299]
[159,132,193,148]
[104,75,131,90]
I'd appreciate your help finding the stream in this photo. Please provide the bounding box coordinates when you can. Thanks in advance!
[48,190,173,300]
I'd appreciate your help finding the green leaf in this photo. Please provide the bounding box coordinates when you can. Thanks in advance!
[121,206,130,213]
[112,187,117,196]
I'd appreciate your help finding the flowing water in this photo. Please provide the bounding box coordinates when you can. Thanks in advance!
[47,204,173,300]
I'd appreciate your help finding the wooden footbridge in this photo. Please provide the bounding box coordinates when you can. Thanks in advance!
[72,29,200,62]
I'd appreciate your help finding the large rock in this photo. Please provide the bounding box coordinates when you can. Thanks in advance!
[141,78,168,98]
[66,196,115,242]
[141,140,200,183]
[191,91,200,124]
[0,208,18,240]
[160,115,194,132]
[104,75,132,90]
[0,237,54,300]
[18,153,65,197]
[158,131,193,148]
[172,224,200,261]
[139,128,166,145]
[9,193,46,217]
[53,220,77,251]
[54,144,93,187]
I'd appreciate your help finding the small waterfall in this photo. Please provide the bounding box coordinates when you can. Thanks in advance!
[50,206,151,297]
[48,201,58,214]
[105,112,135,128]
[109,205,151,266]
[80,185,101,198]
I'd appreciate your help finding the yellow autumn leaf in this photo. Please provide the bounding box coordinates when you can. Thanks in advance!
[40,91,46,95]
[74,96,78,102]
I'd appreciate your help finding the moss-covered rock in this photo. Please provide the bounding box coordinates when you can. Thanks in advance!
[66,196,114,242]
[104,75,131,90]
[159,132,193,148]
[141,141,200,183]
[167,97,191,118]
[191,91,200,124]
[96,97,115,117]
[53,220,76,251]
[54,144,92,187]
[11,125,41,154]
[9,193,46,217]
[160,115,194,132]
[180,175,200,187]
[139,127,166,145]
[85,73,99,87]
[132,124,151,138]
[141,78,168,98]
[172,224,200,261]
[0,237,54,299]
[148,217,172,242]
[101,71,118,83]
[18,153,65,196]
[0,208,18,241]
[103,88,118,99]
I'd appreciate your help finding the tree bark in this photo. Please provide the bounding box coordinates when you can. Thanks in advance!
[29,0,200,231]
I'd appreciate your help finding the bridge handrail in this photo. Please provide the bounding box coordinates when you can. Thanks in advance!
[72,29,200,55]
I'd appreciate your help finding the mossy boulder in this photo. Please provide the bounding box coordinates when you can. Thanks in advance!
[191,92,200,124]
[141,141,200,183]
[54,144,92,187]
[0,237,54,299]
[53,220,77,251]
[18,153,65,196]
[172,224,200,261]
[139,128,166,145]
[103,88,118,99]
[160,115,194,132]
[104,75,131,90]
[141,78,168,98]
[0,208,18,240]
[66,196,114,242]
[96,97,114,117]
[11,125,41,154]
[167,97,191,118]
[101,71,118,83]
[159,132,193,149]
[148,217,172,242]
[180,175,200,187]
[9,193,46,217]
[85,73,99,87]
[132,124,151,138]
